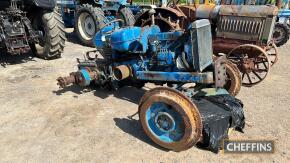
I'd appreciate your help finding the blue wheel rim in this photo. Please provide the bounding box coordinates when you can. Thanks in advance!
[145,102,185,143]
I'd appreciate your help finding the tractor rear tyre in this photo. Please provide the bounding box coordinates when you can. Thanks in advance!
[273,22,290,47]
[75,4,106,47]
[117,7,135,27]
[31,10,66,59]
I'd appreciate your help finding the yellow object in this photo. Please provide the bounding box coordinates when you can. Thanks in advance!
[194,0,216,5]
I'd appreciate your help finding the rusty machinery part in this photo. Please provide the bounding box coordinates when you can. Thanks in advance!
[113,65,131,80]
[138,87,202,151]
[227,44,270,87]
[57,69,97,88]
[224,60,242,96]
[57,73,76,88]
[134,7,185,32]
[166,0,181,7]
[265,41,279,66]
[171,5,196,28]
[134,5,219,32]
[212,56,241,96]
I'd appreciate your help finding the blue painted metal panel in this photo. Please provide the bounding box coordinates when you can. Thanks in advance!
[135,71,214,84]
[110,27,145,52]
[145,102,184,143]
[97,25,161,53]
[80,69,92,86]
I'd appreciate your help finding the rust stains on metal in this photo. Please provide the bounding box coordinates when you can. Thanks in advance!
[138,87,203,151]
[57,73,76,88]
[134,7,186,31]
[113,65,131,80]
[220,5,278,17]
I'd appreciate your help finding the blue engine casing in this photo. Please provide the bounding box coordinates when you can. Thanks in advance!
[95,19,213,73]
[57,19,227,98]
[95,26,161,53]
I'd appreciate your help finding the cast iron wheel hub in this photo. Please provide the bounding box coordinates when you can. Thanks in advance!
[240,59,255,73]
[155,112,176,132]
[84,16,95,36]
[78,12,96,40]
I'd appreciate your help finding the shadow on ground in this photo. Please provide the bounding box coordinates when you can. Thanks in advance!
[0,51,36,67]
[54,86,146,105]
[113,117,169,152]
[65,30,86,46]
[53,85,170,150]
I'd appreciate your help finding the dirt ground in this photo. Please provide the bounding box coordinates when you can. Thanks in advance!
[0,29,289,163]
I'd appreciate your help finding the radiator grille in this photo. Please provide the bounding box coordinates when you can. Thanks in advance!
[217,16,266,41]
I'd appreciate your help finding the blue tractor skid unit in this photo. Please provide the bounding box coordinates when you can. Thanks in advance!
[56,0,135,46]
[57,18,245,152]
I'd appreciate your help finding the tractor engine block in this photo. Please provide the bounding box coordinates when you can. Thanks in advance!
[58,19,226,91]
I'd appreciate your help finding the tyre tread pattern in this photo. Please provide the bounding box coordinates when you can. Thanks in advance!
[75,4,107,47]
[274,22,290,47]
[40,10,66,59]
[119,7,135,26]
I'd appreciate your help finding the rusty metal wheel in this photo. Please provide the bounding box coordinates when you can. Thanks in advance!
[139,87,202,151]
[227,44,270,87]
[224,60,241,96]
[265,41,279,66]
[134,8,184,32]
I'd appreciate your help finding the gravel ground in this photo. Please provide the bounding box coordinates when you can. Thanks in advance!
[0,29,289,162]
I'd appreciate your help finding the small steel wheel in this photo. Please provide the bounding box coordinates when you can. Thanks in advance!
[224,60,242,96]
[227,44,270,87]
[139,87,202,151]
[265,41,279,66]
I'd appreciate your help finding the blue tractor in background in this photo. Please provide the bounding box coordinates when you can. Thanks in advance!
[57,0,135,47]
[279,7,290,28]
[276,7,290,45]
[57,0,76,28]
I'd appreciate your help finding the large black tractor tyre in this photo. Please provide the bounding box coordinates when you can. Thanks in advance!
[273,22,290,47]
[75,4,106,47]
[117,7,135,27]
[31,10,66,59]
